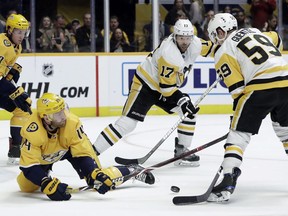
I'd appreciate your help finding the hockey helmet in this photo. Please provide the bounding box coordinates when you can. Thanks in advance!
[37,93,65,118]
[173,19,194,36]
[207,13,237,44]
[6,14,29,31]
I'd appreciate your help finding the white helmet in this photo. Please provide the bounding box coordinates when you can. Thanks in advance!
[173,19,194,36]
[207,13,237,44]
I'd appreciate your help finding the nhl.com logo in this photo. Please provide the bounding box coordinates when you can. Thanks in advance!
[42,63,54,77]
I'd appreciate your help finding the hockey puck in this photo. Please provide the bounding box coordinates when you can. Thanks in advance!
[170,186,180,193]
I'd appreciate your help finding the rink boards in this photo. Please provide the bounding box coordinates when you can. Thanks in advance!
[1,52,287,119]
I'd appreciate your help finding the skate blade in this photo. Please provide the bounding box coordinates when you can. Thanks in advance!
[174,160,200,167]
[207,191,231,202]
[7,157,20,166]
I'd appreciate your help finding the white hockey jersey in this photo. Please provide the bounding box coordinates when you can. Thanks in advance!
[136,34,215,97]
[214,28,288,99]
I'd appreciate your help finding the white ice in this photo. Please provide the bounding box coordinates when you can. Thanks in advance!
[0,114,287,216]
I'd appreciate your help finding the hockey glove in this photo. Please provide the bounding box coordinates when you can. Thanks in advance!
[41,177,72,201]
[6,63,22,83]
[87,169,115,194]
[177,94,199,119]
[9,86,32,113]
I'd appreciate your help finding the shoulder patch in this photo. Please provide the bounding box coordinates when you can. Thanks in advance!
[3,39,11,47]
[26,122,39,132]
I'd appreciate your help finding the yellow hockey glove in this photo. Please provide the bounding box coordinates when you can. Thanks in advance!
[87,169,115,194]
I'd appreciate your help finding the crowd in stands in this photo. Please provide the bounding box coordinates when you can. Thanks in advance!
[0,0,284,53]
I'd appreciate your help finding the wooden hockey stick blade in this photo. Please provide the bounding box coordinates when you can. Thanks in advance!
[172,166,223,205]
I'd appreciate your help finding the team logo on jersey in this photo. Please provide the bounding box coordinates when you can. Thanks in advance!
[42,150,67,162]
[26,122,38,132]
[42,63,53,77]
[3,39,11,47]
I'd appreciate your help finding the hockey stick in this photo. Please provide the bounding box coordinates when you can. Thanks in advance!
[70,133,228,194]
[68,185,92,193]
[172,166,223,205]
[115,76,222,165]
[67,175,127,194]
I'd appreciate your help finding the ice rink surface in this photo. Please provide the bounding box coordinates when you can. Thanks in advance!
[0,114,287,216]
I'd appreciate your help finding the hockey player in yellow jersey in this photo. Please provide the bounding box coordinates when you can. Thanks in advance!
[0,14,32,165]
[17,93,155,201]
[93,19,216,167]
[206,13,288,202]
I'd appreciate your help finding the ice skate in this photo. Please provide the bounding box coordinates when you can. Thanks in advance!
[7,139,20,166]
[128,164,155,185]
[207,167,241,202]
[174,137,200,167]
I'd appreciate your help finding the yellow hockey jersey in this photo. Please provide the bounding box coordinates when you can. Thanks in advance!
[19,111,98,168]
[136,34,215,97]
[214,28,288,99]
[0,33,22,77]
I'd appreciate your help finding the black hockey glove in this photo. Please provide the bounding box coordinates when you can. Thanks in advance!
[9,86,32,113]
[177,94,199,119]
[41,177,72,201]
[87,169,115,194]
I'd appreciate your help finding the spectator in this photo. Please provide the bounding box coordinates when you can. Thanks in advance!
[189,0,205,38]
[263,14,278,32]
[189,0,205,27]
[53,14,74,52]
[101,15,130,45]
[250,0,276,30]
[51,14,66,52]
[235,10,251,29]
[70,19,81,52]
[223,5,231,13]
[36,16,54,52]
[71,19,81,33]
[169,10,198,36]
[164,0,190,27]
[76,13,103,52]
[65,22,78,52]
[168,10,186,33]
[110,28,133,52]
[231,7,240,17]
[142,13,170,51]
[22,22,31,53]
[6,9,17,18]
[201,10,215,40]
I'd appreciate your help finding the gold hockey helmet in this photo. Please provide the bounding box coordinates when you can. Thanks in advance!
[37,93,65,118]
[6,14,29,31]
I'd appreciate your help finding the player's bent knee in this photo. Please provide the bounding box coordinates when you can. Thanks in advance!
[11,108,30,126]
[17,172,39,192]
[226,129,251,151]
[115,116,138,135]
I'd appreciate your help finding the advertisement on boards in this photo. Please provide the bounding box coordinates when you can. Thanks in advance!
[17,55,96,109]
